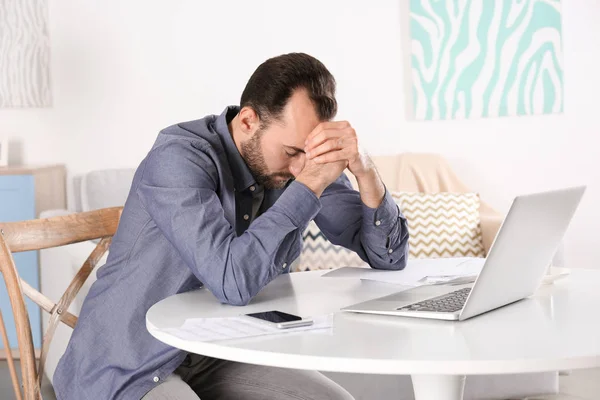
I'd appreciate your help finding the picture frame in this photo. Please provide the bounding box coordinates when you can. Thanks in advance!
[0,136,8,167]
[409,0,564,120]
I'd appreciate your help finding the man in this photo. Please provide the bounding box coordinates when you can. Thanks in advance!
[54,53,409,400]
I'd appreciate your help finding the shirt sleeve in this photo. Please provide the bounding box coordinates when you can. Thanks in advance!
[135,140,321,306]
[314,173,409,270]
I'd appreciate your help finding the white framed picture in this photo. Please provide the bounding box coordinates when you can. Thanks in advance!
[0,136,8,166]
[409,0,564,120]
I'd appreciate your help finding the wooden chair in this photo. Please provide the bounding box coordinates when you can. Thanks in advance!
[0,207,122,400]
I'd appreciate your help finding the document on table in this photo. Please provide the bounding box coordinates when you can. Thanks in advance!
[322,257,485,287]
[157,314,334,343]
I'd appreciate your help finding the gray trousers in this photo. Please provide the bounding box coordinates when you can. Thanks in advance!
[142,353,354,400]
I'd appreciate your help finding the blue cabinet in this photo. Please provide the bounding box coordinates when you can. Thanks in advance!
[0,166,66,353]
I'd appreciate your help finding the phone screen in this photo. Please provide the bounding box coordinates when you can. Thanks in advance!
[245,310,302,323]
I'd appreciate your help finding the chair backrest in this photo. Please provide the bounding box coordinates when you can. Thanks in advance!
[0,207,122,400]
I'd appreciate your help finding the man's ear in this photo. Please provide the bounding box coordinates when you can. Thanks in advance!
[238,106,261,137]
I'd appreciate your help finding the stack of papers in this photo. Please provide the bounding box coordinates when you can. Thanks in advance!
[322,257,485,287]
[158,314,334,342]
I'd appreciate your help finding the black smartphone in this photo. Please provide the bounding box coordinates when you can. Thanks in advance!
[243,310,313,329]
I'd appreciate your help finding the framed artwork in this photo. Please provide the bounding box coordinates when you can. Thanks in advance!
[0,0,52,107]
[410,0,564,120]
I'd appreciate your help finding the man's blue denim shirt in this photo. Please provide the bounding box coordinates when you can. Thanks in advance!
[53,106,409,400]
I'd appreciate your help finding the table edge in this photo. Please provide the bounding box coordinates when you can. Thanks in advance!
[146,320,600,375]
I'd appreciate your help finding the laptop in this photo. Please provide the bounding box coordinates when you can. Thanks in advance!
[341,186,586,321]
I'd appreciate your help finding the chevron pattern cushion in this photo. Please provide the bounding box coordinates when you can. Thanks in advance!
[391,192,485,259]
[293,221,367,272]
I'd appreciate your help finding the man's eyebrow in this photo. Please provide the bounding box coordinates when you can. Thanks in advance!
[285,145,306,154]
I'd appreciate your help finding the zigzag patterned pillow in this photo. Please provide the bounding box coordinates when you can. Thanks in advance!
[391,192,485,259]
[293,221,367,272]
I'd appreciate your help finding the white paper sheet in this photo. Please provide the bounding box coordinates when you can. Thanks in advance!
[158,314,333,342]
[322,257,485,287]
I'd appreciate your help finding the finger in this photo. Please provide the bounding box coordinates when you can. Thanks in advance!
[308,135,358,160]
[306,138,341,159]
[305,129,337,152]
[306,121,351,144]
[306,126,354,152]
[313,149,353,164]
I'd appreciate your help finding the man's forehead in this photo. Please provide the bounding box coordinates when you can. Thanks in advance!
[282,91,320,128]
[271,114,317,144]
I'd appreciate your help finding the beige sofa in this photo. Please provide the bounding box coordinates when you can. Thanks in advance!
[39,154,560,399]
[347,153,503,256]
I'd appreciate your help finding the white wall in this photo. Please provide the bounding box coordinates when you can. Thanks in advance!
[1,0,599,269]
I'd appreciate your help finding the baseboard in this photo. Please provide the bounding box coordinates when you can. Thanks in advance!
[0,348,41,360]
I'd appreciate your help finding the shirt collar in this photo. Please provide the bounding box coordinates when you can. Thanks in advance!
[215,106,259,192]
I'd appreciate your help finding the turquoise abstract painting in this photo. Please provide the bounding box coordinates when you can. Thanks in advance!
[410,0,564,120]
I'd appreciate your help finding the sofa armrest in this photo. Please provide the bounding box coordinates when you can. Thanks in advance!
[551,242,566,268]
[480,211,567,268]
[480,213,503,256]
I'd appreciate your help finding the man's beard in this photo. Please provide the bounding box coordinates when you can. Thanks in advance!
[240,132,294,190]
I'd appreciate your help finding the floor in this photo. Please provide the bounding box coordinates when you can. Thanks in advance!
[0,362,598,399]
[0,360,56,399]
[528,368,600,400]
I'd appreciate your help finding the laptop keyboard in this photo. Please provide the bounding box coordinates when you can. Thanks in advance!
[397,288,472,313]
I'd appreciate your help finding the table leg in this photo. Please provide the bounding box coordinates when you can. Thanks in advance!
[411,375,466,400]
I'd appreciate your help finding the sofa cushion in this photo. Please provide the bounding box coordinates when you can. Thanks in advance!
[293,221,367,272]
[392,192,485,259]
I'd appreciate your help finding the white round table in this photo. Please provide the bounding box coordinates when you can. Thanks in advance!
[146,269,600,400]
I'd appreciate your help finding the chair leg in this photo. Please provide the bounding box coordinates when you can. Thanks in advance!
[0,309,23,400]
